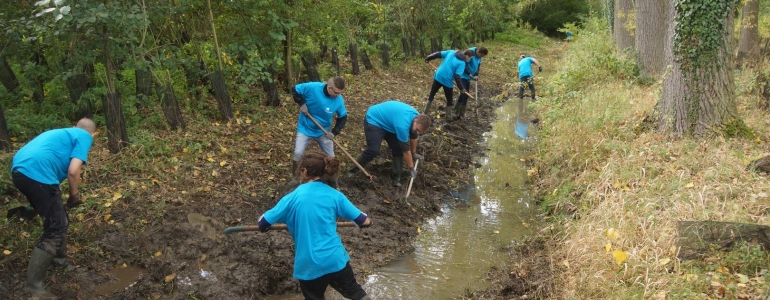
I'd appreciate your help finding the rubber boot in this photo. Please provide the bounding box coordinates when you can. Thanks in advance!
[423,100,434,115]
[453,103,462,117]
[26,247,57,299]
[347,156,371,177]
[52,238,74,271]
[445,105,453,120]
[391,159,403,187]
[531,92,536,102]
[455,104,467,121]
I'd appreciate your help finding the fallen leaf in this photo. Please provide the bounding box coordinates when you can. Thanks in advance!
[659,258,670,266]
[3,250,10,255]
[605,242,611,253]
[736,273,749,284]
[685,182,694,188]
[104,214,111,221]
[112,192,122,200]
[164,273,177,283]
[606,228,619,239]
[562,259,570,268]
[220,160,227,166]
[154,251,162,257]
[417,227,421,233]
[612,249,628,265]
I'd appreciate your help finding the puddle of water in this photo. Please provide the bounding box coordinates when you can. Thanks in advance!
[266,101,537,299]
[93,265,145,296]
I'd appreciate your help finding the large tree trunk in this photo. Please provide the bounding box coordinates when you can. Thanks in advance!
[301,50,321,82]
[635,0,667,79]
[656,1,740,137]
[156,82,185,130]
[284,28,293,91]
[381,43,390,67]
[209,70,234,120]
[613,0,635,51]
[360,48,373,70]
[331,47,340,76]
[65,73,93,120]
[28,51,46,104]
[102,25,129,153]
[135,67,153,107]
[0,55,20,93]
[349,43,360,75]
[262,66,280,107]
[737,0,759,62]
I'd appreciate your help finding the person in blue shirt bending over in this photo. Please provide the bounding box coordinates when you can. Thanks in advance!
[423,49,473,119]
[258,150,372,300]
[347,101,431,187]
[517,55,542,101]
[291,76,348,186]
[454,46,488,120]
[12,118,97,298]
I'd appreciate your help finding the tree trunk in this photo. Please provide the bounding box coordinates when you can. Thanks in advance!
[284,27,293,91]
[301,50,321,82]
[183,59,207,100]
[656,0,740,137]
[635,0,667,79]
[135,67,153,107]
[349,43,360,75]
[209,70,234,120]
[360,48,373,70]
[331,47,340,76]
[419,38,427,57]
[156,82,185,130]
[28,51,46,104]
[613,0,635,51]
[0,55,19,93]
[262,66,280,106]
[381,43,390,67]
[430,37,438,53]
[737,0,759,62]
[410,36,417,57]
[437,36,443,51]
[0,103,11,151]
[102,24,128,154]
[65,73,93,120]
[401,37,409,60]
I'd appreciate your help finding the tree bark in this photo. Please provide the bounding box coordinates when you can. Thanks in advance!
[301,50,321,82]
[262,66,280,107]
[737,0,759,62]
[0,103,11,151]
[401,37,409,60]
[156,82,185,130]
[135,67,153,107]
[284,27,293,91]
[65,73,93,120]
[102,25,129,154]
[331,47,340,76]
[0,55,19,93]
[635,0,667,79]
[430,37,438,53]
[209,70,234,120]
[410,36,417,57]
[360,48,373,70]
[613,0,635,51]
[656,1,740,137]
[381,43,390,67]
[349,43,360,75]
[28,51,46,104]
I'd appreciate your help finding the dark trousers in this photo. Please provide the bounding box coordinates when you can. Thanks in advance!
[428,80,454,107]
[12,171,68,255]
[298,262,367,300]
[518,75,536,99]
[361,120,404,162]
[456,78,471,105]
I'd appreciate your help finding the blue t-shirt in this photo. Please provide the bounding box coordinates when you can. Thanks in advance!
[461,47,483,80]
[12,128,93,185]
[365,101,419,144]
[518,57,536,79]
[262,181,363,280]
[295,82,347,138]
[433,50,467,88]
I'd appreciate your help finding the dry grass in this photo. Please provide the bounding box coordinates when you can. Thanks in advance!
[532,19,770,299]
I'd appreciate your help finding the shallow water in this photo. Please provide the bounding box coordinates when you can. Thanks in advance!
[266,100,537,299]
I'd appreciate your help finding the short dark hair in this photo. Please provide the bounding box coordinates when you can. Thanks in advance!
[463,49,474,57]
[477,47,488,55]
[414,114,432,129]
[329,77,345,90]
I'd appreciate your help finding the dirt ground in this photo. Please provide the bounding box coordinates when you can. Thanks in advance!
[1,56,556,299]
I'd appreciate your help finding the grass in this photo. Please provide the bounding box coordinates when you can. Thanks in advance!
[530,17,770,298]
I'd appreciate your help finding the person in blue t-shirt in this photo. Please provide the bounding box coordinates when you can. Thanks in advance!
[11,118,97,298]
[455,46,489,120]
[423,49,472,119]
[347,101,431,187]
[291,76,348,186]
[517,55,542,101]
[258,150,372,300]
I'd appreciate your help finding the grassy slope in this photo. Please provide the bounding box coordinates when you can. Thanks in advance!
[532,19,770,298]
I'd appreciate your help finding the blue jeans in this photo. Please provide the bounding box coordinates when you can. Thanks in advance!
[293,132,335,162]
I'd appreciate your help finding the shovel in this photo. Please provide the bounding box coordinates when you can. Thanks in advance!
[303,111,374,180]
[6,206,36,221]
[224,221,357,234]
[405,159,420,200]
[474,79,478,102]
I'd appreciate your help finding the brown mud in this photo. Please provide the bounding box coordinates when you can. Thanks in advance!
[1,61,555,299]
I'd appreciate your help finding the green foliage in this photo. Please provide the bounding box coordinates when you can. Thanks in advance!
[495,24,546,48]
[674,0,740,72]
[517,0,591,36]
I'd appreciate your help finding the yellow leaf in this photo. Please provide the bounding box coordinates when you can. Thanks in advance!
[612,250,629,265]
[659,258,671,266]
[3,250,11,255]
[104,214,111,221]
[606,228,619,239]
[10,137,17,142]
[383,199,391,204]
[164,273,176,283]
[737,273,749,283]
[684,273,698,281]
[220,147,227,154]
[493,230,500,234]
[129,181,136,187]
[104,202,112,208]
[183,148,189,153]
[76,213,85,221]
[417,227,421,233]
[200,254,207,262]
[154,251,162,257]
[220,160,227,167]
[112,192,123,200]
[207,157,215,162]
[212,170,219,177]
[122,263,128,267]
[605,242,612,252]
[685,182,694,188]
[562,259,570,268]
[613,181,621,189]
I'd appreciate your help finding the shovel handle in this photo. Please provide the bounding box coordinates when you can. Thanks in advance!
[405,159,420,199]
[302,112,373,179]
[428,62,474,99]
[224,221,358,234]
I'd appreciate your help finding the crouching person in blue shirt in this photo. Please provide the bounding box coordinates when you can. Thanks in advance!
[258,150,372,300]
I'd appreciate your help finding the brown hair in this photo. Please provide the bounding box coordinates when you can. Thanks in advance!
[463,49,474,58]
[477,47,488,55]
[414,114,432,129]
[328,76,345,90]
[298,150,340,181]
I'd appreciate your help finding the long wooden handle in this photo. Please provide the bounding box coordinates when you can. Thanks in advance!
[405,159,420,199]
[224,221,358,234]
[303,112,372,178]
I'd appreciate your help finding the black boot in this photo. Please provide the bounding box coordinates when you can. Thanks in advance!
[52,238,74,271]
[391,159,403,187]
[423,100,434,115]
[26,247,57,299]
[346,156,371,177]
[455,104,467,121]
[445,105,453,120]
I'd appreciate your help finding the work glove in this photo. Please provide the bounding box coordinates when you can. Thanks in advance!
[472,75,479,81]
[66,194,83,209]
[410,167,417,178]
[299,104,308,114]
[325,132,335,140]
[538,66,542,72]
[413,153,423,160]
[424,58,430,63]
